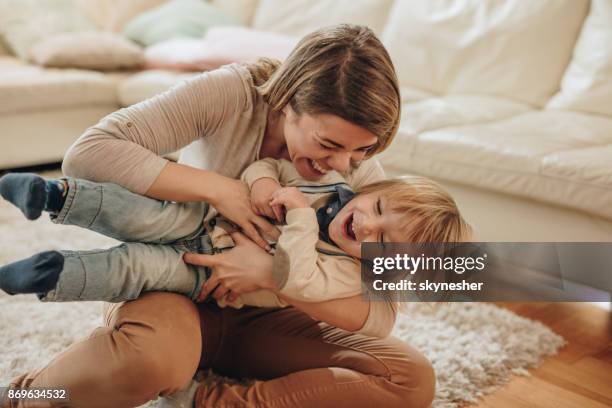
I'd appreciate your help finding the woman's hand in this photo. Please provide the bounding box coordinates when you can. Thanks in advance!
[250,177,283,222]
[146,163,279,249]
[184,232,276,302]
[209,176,280,249]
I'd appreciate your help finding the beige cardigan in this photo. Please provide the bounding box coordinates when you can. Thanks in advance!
[63,63,397,337]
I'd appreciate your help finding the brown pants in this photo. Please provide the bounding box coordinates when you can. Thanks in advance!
[6,293,435,408]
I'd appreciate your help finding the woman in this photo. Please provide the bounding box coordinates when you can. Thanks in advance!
[8,25,435,408]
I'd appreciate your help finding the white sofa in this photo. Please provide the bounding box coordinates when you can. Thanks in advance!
[0,52,122,168]
[1,0,611,256]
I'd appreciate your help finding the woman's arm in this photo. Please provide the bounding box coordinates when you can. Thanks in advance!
[145,161,229,202]
[62,67,250,196]
[63,67,276,248]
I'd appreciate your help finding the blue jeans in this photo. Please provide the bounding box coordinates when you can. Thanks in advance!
[41,178,213,302]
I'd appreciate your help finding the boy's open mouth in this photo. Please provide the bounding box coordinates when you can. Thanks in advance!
[344,213,356,240]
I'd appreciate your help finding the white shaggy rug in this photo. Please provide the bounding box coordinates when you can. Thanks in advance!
[0,172,566,408]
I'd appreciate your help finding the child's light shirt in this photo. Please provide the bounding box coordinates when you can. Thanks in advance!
[204,158,397,337]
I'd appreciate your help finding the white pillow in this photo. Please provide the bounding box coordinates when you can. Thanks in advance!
[203,26,298,61]
[30,31,144,71]
[382,0,590,106]
[144,38,211,71]
[547,0,612,117]
[144,27,298,71]
[252,0,393,37]
[77,0,168,32]
[0,0,95,61]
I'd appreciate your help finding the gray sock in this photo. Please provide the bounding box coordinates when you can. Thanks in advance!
[0,251,63,295]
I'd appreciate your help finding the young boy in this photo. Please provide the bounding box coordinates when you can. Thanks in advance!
[0,158,469,309]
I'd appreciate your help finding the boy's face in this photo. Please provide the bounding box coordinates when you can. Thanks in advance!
[328,192,408,258]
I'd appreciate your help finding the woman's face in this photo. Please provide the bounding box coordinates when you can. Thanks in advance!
[282,105,378,181]
[328,191,409,258]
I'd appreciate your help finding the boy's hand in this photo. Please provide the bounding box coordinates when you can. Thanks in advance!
[250,178,283,222]
[269,187,309,217]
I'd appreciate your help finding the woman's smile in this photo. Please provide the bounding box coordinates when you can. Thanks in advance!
[301,158,329,179]
[294,157,325,180]
[311,159,329,175]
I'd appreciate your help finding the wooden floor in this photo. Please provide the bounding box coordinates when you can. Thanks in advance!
[470,303,612,408]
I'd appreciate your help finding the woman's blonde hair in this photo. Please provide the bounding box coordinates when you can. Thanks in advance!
[245,24,401,156]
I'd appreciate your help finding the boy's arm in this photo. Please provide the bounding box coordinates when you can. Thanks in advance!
[241,158,282,188]
[275,294,398,338]
[269,187,361,301]
[357,298,398,338]
[241,158,285,221]
[272,207,320,294]
[273,207,361,301]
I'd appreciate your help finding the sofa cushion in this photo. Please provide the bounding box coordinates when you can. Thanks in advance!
[0,0,96,61]
[30,31,144,71]
[252,0,394,37]
[547,0,612,117]
[117,70,198,106]
[123,0,236,47]
[0,106,119,168]
[543,145,612,189]
[381,111,612,220]
[76,0,168,32]
[0,63,117,114]
[209,0,259,26]
[382,0,590,106]
[398,95,530,138]
[399,86,435,104]
[380,94,530,170]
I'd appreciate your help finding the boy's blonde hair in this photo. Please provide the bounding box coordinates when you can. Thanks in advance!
[356,176,472,244]
[358,176,472,306]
